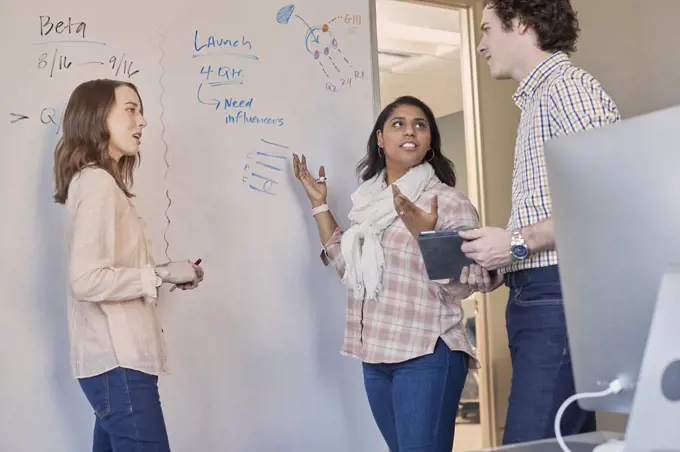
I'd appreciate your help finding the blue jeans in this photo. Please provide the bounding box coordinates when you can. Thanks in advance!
[78,367,171,452]
[362,338,469,452]
[502,265,596,445]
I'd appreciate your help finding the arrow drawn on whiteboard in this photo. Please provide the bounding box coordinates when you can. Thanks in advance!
[295,14,320,44]
[196,82,219,109]
[9,113,29,123]
[276,6,361,89]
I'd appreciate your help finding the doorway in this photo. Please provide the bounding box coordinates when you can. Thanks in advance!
[373,0,487,449]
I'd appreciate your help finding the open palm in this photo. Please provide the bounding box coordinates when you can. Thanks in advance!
[392,185,438,238]
[293,153,327,206]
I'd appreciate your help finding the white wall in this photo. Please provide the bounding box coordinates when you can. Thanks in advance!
[379,52,463,117]
[380,54,463,116]
[376,0,464,117]
[437,111,468,195]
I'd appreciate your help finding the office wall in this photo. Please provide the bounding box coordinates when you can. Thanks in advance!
[437,111,468,196]
[572,0,680,119]
[470,0,680,440]
[380,67,464,118]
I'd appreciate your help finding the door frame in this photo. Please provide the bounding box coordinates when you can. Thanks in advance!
[372,0,519,447]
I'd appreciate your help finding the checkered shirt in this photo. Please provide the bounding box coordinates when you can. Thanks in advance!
[322,177,480,366]
[505,51,620,272]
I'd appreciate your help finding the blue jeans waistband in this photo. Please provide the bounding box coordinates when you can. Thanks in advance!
[504,265,560,288]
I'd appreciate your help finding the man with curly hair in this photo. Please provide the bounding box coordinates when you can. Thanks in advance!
[457,0,621,445]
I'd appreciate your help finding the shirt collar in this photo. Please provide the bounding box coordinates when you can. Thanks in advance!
[512,51,570,109]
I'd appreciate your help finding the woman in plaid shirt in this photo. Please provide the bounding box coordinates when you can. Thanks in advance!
[293,95,479,451]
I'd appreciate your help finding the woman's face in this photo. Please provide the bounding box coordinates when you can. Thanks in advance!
[377,104,431,171]
[107,86,147,161]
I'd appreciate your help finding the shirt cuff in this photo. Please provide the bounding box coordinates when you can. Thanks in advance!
[141,266,159,299]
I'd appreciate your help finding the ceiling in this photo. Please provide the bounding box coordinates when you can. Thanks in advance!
[375,0,464,117]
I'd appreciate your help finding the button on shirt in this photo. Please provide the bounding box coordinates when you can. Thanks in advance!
[66,167,167,379]
[322,177,480,367]
[505,51,621,273]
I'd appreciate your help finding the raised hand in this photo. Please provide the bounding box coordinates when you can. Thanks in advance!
[392,184,438,238]
[292,153,327,207]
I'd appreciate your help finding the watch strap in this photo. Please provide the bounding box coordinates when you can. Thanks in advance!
[510,229,529,260]
[511,229,525,246]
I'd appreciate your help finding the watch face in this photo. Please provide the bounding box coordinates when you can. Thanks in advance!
[512,245,529,259]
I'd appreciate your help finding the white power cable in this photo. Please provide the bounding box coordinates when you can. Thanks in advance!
[554,379,625,452]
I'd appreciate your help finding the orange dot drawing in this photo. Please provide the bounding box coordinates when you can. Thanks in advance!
[321,24,329,32]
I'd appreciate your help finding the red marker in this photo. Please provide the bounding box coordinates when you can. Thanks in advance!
[169,258,202,292]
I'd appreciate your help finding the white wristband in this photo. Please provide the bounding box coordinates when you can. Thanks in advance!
[312,204,329,216]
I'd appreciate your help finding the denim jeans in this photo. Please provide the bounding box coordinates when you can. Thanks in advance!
[78,367,171,452]
[502,265,596,445]
[362,338,469,452]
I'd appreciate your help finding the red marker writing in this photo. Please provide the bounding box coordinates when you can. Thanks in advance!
[169,258,202,292]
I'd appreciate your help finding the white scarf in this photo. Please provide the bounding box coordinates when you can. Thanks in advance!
[340,162,435,300]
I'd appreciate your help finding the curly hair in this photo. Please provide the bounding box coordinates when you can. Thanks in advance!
[483,0,580,55]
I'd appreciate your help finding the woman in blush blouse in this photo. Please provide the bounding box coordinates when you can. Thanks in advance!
[53,79,204,452]
[293,95,480,452]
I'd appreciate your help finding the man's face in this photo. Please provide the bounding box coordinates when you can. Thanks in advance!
[477,6,522,80]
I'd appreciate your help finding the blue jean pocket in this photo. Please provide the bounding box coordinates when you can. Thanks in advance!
[78,371,112,420]
[511,281,563,307]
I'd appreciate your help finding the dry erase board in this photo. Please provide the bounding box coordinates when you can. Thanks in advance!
[0,1,382,450]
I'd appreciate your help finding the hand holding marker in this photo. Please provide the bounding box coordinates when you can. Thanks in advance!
[169,258,202,292]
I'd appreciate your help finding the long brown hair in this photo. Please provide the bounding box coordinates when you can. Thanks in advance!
[53,78,143,204]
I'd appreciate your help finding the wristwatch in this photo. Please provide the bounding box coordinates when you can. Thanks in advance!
[153,268,163,287]
[511,229,529,260]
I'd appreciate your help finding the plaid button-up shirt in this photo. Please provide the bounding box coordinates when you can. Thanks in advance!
[506,51,620,272]
[322,176,480,366]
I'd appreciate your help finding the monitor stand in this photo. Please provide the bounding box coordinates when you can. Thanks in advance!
[594,265,680,452]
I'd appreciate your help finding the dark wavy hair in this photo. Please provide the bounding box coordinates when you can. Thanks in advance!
[484,0,580,55]
[356,95,456,187]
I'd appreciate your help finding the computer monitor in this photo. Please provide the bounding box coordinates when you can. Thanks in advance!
[543,104,680,415]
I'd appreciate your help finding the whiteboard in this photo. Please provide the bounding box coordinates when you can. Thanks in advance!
[0,1,384,451]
